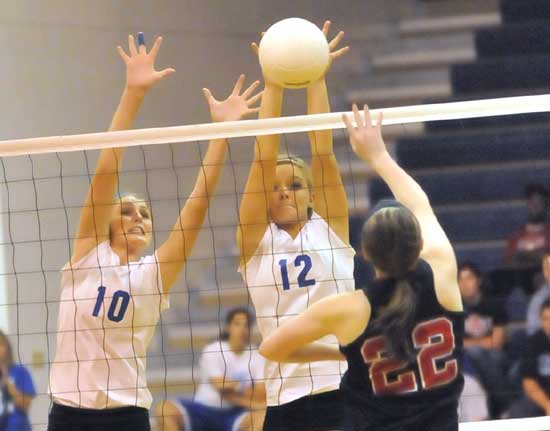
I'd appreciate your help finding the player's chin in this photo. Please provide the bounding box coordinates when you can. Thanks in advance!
[272,210,301,226]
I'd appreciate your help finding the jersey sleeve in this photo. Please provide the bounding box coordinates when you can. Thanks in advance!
[140,252,169,311]
[10,365,36,396]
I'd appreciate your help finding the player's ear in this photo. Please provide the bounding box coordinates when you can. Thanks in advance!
[362,248,371,262]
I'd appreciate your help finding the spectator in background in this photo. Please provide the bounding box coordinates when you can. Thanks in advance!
[510,299,550,417]
[156,308,266,431]
[0,331,36,431]
[506,183,550,268]
[458,262,509,416]
[527,251,550,335]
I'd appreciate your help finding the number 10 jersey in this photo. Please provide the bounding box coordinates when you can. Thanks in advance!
[49,241,169,410]
[239,212,355,406]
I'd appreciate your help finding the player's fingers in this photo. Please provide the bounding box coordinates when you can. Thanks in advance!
[128,35,138,56]
[246,107,261,116]
[242,80,260,99]
[116,46,130,63]
[232,74,246,96]
[331,46,350,59]
[251,42,260,57]
[321,20,331,37]
[352,104,364,129]
[376,111,383,128]
[157,68,175,79]
[364,105,372,128]
[342,113,354,133]
[202,88,215,106]
[328,31,344,50]
[246,89,263,107]
[149,36,163,60]
[137,32,146,54]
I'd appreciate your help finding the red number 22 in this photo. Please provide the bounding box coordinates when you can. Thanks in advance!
[361,318,458,395]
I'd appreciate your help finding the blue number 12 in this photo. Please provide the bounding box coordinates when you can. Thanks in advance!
[278,255,316,291]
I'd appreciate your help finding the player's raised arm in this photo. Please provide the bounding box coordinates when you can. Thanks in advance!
[343,105,462,312]
[72,35,174,265]
[156,75,262,291]
[260,291,368,363]
[307,20,350,243]
[237,39,283,265]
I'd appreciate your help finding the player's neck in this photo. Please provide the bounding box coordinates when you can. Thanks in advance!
[111,242,141,265]
[280,220,308,239]
[228,340,246,354]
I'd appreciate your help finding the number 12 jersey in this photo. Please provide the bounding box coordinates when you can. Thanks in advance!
[239,212,355,406]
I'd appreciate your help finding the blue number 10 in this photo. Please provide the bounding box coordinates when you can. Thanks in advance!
[92,286,130,322]
[278,255,316,291]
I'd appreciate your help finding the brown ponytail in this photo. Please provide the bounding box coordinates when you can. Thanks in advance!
[362,205,423,362]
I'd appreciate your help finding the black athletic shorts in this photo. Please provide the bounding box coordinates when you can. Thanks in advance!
[47,402,150,431]
[263,390,346,431]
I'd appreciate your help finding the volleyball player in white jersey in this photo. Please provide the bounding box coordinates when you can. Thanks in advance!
[238,21,353,431]
[47,34,262,431]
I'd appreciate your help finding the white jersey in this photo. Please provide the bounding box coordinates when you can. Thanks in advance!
[194,340,265,409]
[49,241,169,410]
[239,213,355,406]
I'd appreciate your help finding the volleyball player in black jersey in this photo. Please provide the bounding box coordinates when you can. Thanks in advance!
[260,105,464,431]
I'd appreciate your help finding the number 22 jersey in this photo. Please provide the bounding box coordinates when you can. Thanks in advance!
[340,260,464,431]
[239,212,355,406]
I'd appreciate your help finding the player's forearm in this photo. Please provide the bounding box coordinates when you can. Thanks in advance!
[307,79,333,155]
[254,84,283,162]
[523,378,550,412]
[188,138,228,203]
[92,87,147,196]
[109,87,147,132]
[370,152,432,216]
[264,342,344,363]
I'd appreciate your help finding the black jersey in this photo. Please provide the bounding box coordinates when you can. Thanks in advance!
[340,260,464,431]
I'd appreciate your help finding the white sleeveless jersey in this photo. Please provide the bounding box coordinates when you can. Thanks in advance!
[49,241,169,410]
[239,213,355,406]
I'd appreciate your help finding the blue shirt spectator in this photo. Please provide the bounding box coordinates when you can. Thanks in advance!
[0,332,36,431]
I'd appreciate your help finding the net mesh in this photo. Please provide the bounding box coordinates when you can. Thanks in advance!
[0,109,549,431]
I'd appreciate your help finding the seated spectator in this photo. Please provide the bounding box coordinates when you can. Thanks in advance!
[0,331,36,431]
[527,251,550,335]
[506,183,550,268]
[156,308,266,431]
[510,299,550,418]
[459,361,489,422]
[460,262,507,352]
[458,262,509,416]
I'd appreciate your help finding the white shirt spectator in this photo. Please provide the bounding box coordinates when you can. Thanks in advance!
[194,341,264,409]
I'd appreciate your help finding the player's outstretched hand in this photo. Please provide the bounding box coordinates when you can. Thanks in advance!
[342,104,386,164]
[117,33,175,93]
[321,20,349,75]
[203,74,263,122]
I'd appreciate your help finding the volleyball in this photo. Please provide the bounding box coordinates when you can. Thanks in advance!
[259,18,330,89]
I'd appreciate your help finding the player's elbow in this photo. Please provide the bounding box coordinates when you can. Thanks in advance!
[259,339,284,362]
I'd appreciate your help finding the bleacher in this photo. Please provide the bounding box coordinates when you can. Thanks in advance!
[361,0,550,272]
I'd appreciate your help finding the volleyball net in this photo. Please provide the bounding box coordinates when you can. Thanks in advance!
[0,94,549,430]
